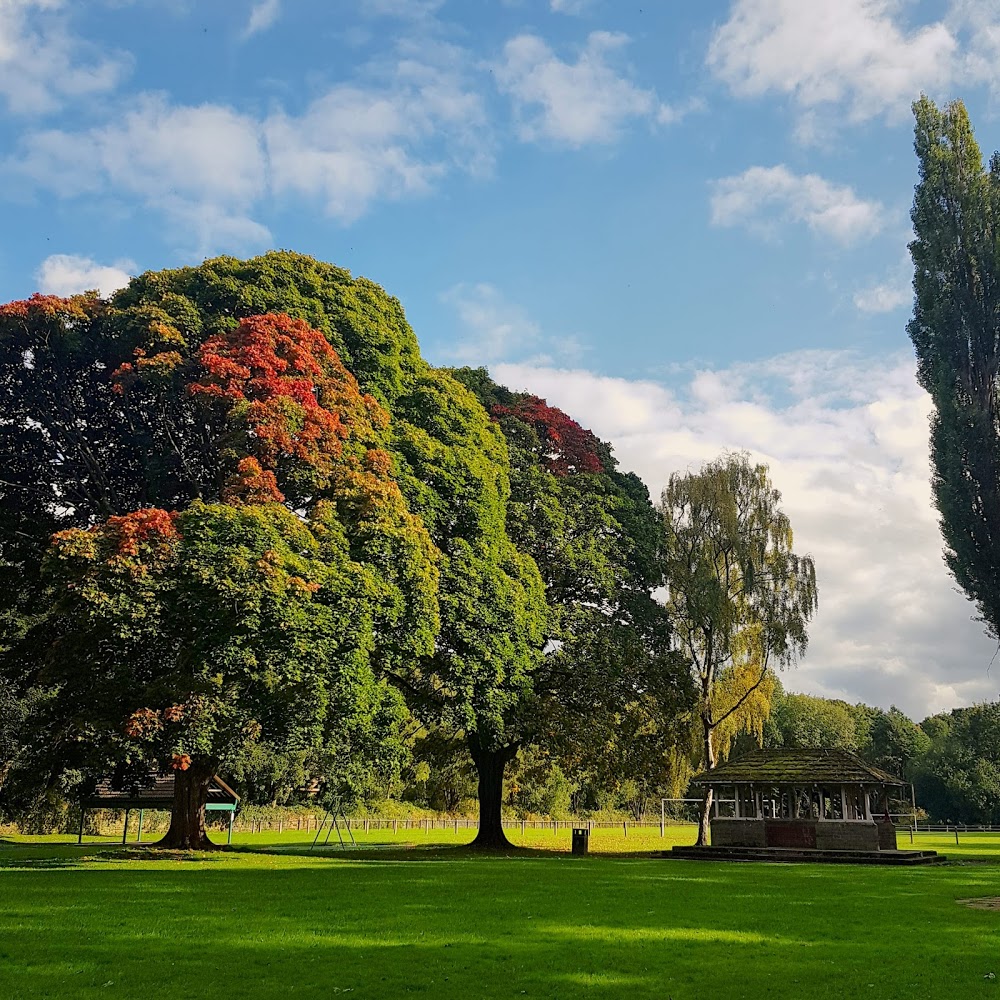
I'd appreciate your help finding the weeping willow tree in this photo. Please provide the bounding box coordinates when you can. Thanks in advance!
[659,453,818,846]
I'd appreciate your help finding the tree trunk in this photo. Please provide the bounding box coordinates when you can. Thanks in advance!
[468,734,517,850]
[697,715,716,847]
[155,762,217,850]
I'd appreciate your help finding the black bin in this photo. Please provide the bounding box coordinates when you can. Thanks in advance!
[572,827,590,855]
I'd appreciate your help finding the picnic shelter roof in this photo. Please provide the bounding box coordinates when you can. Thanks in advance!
[81,773,240,810]
[690,748,905,787]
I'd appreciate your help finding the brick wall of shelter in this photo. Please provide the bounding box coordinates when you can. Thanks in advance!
[710,818,766,847]
[877,820,897,850]
[814,821,879,851]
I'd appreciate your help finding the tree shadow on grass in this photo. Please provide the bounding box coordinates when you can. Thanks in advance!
[233,840,667,864]
[0,844,232,870]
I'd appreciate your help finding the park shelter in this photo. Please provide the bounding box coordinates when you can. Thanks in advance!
[689,748,909,852]
[79,773,240,844]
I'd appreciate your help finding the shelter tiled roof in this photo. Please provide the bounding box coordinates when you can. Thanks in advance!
[81,773,240,809]
[690,748,905,787]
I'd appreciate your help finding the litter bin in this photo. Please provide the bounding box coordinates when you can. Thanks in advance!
[572,827,590,855]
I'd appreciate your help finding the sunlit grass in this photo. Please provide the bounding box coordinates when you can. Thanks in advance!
[4,826,1000,999]
[13,822,1000,858]
[1,821,700,853]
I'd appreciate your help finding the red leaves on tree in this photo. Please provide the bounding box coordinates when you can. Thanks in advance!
[492,395,605,476]
[188,313,388,483]
[0,292,97,322]
[51,509,180,580]
[102,508,180,558]
[124,708,163,738]
[364,449,393,476]
[124,703,187,739]
[222,457,285,505]
[170,753,192,771]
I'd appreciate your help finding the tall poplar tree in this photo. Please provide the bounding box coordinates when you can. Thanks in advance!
[659,453,818,846]
[909,97,1000,638]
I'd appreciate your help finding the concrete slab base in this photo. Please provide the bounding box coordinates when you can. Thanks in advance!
[667,845,944,865]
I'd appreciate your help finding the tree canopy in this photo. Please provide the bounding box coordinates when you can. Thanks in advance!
[909,97,1000,639]
[453,368,693,843]
[913,703,1000,823]
[0,253,557,847]
[1,275,441,846]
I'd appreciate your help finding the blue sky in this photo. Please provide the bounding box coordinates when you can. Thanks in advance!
[4,0,1000,717]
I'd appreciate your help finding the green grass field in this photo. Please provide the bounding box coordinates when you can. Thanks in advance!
[4,826,1000,999]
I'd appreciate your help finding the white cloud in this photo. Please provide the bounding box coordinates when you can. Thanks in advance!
[442,283,541,364]
[707,0,1000,136]
[11,95,270,254]
[855,240,914,314]
[495,31,672,146]
[241,0,281,39]
[440,283,585,366]
[854,275,912,314]
[550,0,592,13]
[266,53,490,222]
[0,0,129,114]
[6,49,490,249]
[710,165,885,245]
[35,254,135,296]
[492,350,1000,719]
[656,97,705,126]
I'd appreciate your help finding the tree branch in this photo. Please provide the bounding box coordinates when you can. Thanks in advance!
[710,664,769,729]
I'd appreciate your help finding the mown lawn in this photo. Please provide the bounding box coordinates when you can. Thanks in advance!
[3,828,1000,999]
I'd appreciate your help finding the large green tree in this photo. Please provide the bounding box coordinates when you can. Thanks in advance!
[109,256,554,849]
[659,452,818,846]
[1,291,439,847]
[765,689,866,752]
[453,369,694,841]
[909,96,1000,638]
[0,253,550,848]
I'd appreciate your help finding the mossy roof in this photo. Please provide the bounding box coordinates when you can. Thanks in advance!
[690,748,905,787]
[81,774,240,809]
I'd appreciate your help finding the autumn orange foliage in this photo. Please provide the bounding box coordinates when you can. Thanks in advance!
[222,456,285,505]
[188,313,387,479]
[102,509,180,558]
[0,292,98,321]
[124,707,163,738]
